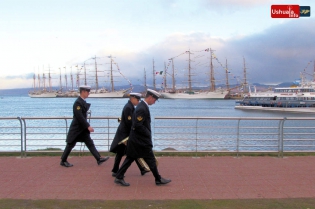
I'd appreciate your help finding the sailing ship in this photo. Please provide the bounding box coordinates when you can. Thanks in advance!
[29,55,131,98]
[88,56,132,98]
[28,66,57,98]
[161,49,229,99]
[55,66,79,97]
[225,57,250,100]
[28,90,56,98]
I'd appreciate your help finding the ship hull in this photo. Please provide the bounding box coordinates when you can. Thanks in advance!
[28,92,57,98]
[88,90,127,98]
[161,90,228,99]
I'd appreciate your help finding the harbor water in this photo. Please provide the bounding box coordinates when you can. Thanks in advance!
[2,96,315,118]
[1,96,315,152]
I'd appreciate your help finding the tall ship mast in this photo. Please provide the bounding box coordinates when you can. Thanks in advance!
[161,49,229,99]
[163,61,167,91]
[88,55,132,98]
[242,57,248,94]
[152,59,156,91]
[144,68,147,91]
[187,50,193,92]
[225,59,230,91]
[210,49,215,91]
[56,65,79,97]
[170,58,176,92]
[28,65,57,98]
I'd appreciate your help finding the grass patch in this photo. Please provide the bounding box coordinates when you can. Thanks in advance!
[1,198,315,209]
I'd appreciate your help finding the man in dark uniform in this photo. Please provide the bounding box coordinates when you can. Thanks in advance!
[110,92,149,177]
[60,85,109,167]
[114,89,171,186]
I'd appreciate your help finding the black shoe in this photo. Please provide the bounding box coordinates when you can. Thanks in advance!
[60,161,73,167]
[114,178,130,186]
[97,156,110,165]
[155,177,171,185]
[141,170,150,176]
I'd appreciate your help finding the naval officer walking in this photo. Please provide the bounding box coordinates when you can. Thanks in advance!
[114,89,171,186]
[110,92,149,176]
[60,85,109,167]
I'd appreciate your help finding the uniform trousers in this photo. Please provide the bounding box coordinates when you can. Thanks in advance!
[112,144,146,173]
[116,151,161,181]
[61,139,100,162]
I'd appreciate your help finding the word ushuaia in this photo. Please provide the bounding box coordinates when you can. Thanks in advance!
[271,5,311,18]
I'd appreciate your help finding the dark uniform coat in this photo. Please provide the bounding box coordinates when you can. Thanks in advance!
[126,100,152,158]
[66,97,91,143]
[110,100,134,154]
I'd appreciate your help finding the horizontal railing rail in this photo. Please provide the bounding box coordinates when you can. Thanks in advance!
[1,116,315,158]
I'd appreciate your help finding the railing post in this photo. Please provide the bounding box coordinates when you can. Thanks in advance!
[281,117,286,158]
[236,119,240,158]
[277,118,285,158]
[195,119,198,157]
[22,118,27,158]
[17,117,24,158]
[64,118,68,137]
[107,118,110,151]
[277,120,281,158]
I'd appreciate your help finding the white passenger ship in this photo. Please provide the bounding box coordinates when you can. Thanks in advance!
[236,80,315,108]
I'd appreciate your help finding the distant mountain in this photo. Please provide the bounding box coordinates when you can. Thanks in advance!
[0,85,150,97]
[0,82,297,97]
[250,82,295,88]
[0,88,31,97]
[274,82,296,87]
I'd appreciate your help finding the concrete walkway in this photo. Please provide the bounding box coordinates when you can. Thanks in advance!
[1,156,315,200]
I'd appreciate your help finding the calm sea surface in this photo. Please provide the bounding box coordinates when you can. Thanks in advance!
[1,96,314,118]
[1,96,315,152]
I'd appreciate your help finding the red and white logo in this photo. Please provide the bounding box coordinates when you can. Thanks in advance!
[271,5,300,18]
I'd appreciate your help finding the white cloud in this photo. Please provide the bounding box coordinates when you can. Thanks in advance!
[0,0,314,89]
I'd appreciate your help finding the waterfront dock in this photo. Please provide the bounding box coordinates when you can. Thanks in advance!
[1,155,315,200]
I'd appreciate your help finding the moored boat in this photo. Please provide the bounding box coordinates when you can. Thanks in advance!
[89,88,129,98]
[236,60,315,109]
[56,90,79,97]
[29,68,57,98]
[87,56,132,98]
[160,49,229,100]
[161,89,227,99]
[235,84,315,108]
[28,90,57,98]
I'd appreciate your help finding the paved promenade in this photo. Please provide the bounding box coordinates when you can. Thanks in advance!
[1,155,315,200]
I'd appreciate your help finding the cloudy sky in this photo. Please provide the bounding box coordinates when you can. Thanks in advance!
[0,0,314,90]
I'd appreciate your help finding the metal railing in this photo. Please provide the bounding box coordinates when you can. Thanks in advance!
[0,117,24,157]
[153,116,315,157]
[0,116,119,157]
[1,116,315,158]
